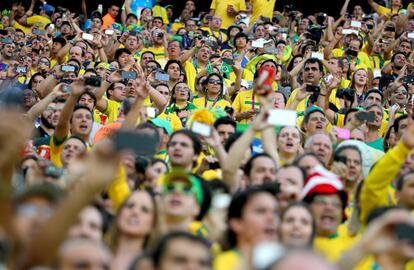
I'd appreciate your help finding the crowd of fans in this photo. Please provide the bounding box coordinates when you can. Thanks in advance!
[1,0,414,269]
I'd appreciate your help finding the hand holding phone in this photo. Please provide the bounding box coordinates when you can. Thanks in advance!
[191,121,213,137]
[356,111,375,122]
[255,65,276,96]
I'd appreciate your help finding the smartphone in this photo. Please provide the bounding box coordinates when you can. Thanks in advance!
[212,193,231,209]
[402,75,414,85]
[1,38,12,44]
[252,39,265,48]
[61,65,76,72]
[61,83,72,93]
[256,65,276,95]
[342,29,354,35]
[336,127,350,139]
[267,109,297,126]
[334,155,348,164]
[356,111,375,122]
[350,21,362,28]
[113,130,158,157]
[121,71,137,80]
[82,33,94,41]
[264,47,279,54]
[32,29,45,36]
[155,72,170,82]
[311,52,324,61]
[191,121,212,137]
[306,85,321,93]
[395,223,414,243]
[0,29,8,35]
[408,32,414,40]
[222,58,235,66]
[85,76,102,87]
[391,103,400,111]
[146,107,157,118]
[324,74,333,84]
[15,66,27,73]
[346,49,359,57]
[105,29,114,36]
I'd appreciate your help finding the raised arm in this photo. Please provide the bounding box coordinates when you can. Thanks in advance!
[340,0,351,16]
[54,80,86,142]
[25,84,66,123]
[222,108,271,192]
[19,141,120,269]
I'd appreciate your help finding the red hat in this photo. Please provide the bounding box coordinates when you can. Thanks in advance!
[301,166,348,219]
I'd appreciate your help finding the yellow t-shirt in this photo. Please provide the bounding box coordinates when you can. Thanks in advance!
[314,225,358,262]
[102,97,121,124]
[171,22,185,33]
[157,112,183,131]
[210,0,247,29]
[331,48,373,71]
[376,5,406,15]
[193,97,231,111]
[250,0,277,23]
[183,61,197,94]
[145,46,167,63]
[152,5,169,25]
[232,89,260,123]
[26,15,51,28]
[50,135,66,168]
[213,249,241,270]
[200,27,228,44]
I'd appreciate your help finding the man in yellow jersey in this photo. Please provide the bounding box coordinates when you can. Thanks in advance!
[302,166,355,262]
[210,0,247,29]
[50,80,93,168]
[146,28,168,63]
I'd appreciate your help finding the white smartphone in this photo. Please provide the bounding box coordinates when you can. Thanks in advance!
[350,21,362,28]
[82,33,94,41]
[324,74,333,84]
[252,39,264,48]
[311,52,324,61]
[191,121,212,137]
[342,29,352,35]
[105,29,114,36]
[408,32,414,40]
[147,107,157,118]
[267,109,297,126]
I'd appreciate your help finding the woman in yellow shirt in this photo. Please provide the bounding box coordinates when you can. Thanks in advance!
[193,73,231,111]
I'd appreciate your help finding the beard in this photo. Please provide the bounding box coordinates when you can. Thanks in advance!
[41,114,55,129]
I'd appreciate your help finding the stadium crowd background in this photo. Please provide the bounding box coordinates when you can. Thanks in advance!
[1,0,414,269]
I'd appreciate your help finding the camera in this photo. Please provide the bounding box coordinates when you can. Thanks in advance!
[336,88,355,100]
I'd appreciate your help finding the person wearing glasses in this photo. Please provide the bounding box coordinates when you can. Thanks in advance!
[193,73,231,110]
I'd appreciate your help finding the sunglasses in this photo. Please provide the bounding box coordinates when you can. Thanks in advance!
[208,79,221,85]
[163,183,193,195]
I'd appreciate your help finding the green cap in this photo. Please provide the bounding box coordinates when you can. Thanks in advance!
[150,118,173,136]
[163,170,204,206]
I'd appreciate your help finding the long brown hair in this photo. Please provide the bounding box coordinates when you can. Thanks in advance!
[107,189,161,252]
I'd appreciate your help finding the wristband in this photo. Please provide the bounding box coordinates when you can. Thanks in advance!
[319,93,327,96]
[98,46,103,49]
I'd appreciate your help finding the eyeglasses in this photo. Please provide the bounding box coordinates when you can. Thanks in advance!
[208,79,221,85]
[163,182,193,195]
[17,203,53,218]
[313,196,343,209]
